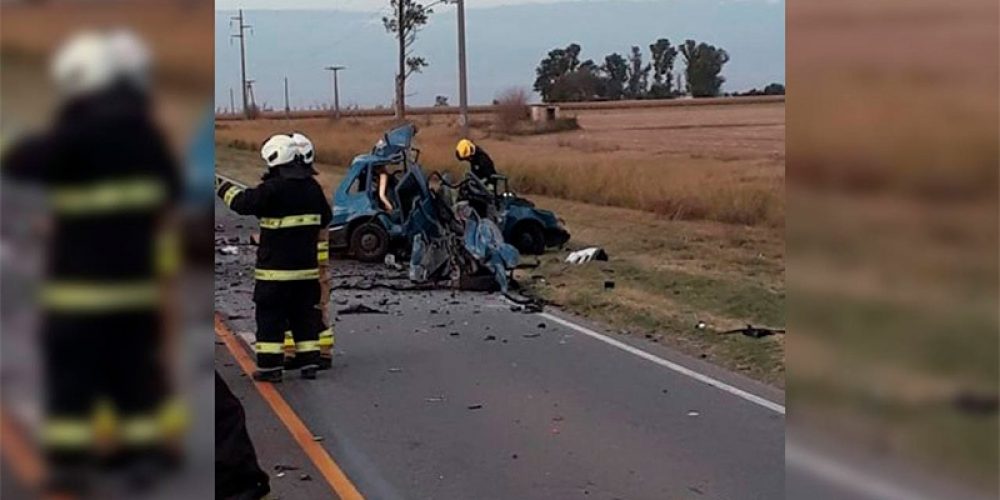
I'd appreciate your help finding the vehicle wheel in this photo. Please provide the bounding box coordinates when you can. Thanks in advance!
[350,222,390,263]
[512,222,545,255]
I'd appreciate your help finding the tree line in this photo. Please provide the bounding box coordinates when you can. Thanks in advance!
[533,39,735,102]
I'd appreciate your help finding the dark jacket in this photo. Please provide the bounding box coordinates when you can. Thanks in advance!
[462,147,497,182]
[2,85,180,285]
[216,164,332,303]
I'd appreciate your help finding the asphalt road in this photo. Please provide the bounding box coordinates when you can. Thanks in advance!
[214,198,786,499]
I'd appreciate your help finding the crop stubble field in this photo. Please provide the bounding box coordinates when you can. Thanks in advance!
[217,101,785,227]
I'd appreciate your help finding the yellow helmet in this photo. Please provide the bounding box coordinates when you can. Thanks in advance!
[456,139,476,160]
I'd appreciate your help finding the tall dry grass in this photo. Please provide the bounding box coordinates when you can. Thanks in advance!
[493,87,530,135]
[215,114,784,227]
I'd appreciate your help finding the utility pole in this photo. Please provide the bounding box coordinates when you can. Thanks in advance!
[283,77,290,117]
[324,66,346,120]
[395,0,406,120]
[456,0,469,137]
[230,9,252,118]
[246,80,257,116]
[229,87,235,115]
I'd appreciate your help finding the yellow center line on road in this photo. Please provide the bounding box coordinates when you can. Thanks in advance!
[214,313,364,500]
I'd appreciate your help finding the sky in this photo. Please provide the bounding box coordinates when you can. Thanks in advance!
[215,0,785,109]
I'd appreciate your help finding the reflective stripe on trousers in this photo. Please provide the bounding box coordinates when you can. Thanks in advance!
[42,418,94,448]
[41,281,159,312]
[318,327,334,347]
[318,240,330,262]
[255,342,284,354]
[254,268,319,281]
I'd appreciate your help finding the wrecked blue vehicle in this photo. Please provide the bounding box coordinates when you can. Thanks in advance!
[329,124,444,261]
[455,173,570,255]
[329,123,569,262]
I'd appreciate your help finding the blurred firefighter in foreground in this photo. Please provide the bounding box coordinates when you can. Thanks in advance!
[215,371,270,500]
[216,133,332,382]
[1,31,183,495]
[455,138,498,187]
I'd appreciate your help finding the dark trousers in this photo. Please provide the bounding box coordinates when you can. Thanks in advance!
[215,371,269,500]
[42,310,167,463]
[254,280,324,370]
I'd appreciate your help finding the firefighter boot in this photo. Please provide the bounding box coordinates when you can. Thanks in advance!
[252,368,282,383]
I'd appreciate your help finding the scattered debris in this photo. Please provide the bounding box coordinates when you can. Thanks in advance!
[484,334,497,341]
[565,247,608,264]
[511,454,519,460]
[312,435,324,442]
[537,322,546,329]
[687,410,700,417]
[218,245,238,256]
[953,391,999,415]
[719,324,785,338]
[696,321,707,330]
[388,367,402,373]
[299,473,312,481]
[425,396,445,403]
[274,464,300,473]
[523,333,541,338]
[467,404,483,410]
[337,304,387,315]
[384,253,404,271]
[449,331,460,337]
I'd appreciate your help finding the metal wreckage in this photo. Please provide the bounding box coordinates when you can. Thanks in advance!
[328,124,570,293]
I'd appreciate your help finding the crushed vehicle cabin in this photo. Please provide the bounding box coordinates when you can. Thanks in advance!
[328,124,569,262]
[328,124,567,292]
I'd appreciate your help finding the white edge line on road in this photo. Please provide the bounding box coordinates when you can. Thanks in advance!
[786,442,934,500]
[538,311,786,415]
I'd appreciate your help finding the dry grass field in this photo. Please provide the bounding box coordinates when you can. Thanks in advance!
[787,0,998,488]
[216,101,785,227]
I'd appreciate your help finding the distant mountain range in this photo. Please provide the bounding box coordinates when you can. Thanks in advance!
[215,0,784,109]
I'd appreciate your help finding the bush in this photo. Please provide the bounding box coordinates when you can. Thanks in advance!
[494,87,530,134]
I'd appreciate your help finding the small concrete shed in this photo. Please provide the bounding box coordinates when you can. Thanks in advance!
[529,104,561,123]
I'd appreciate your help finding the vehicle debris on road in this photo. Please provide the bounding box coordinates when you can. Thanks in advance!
[565,247,608,264]
[337,304,388,315]
[719,324,785,338]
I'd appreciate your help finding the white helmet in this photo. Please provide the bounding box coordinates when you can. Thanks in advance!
[261,134,298,167]
[50,31,117,98]
[290,132,314,164]
[106,29,151,89]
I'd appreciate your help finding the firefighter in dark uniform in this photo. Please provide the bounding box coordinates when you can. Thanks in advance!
[455,139,498,187]
[1,31,181,494]
[216,133,332,382]
[284,133,335,370]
